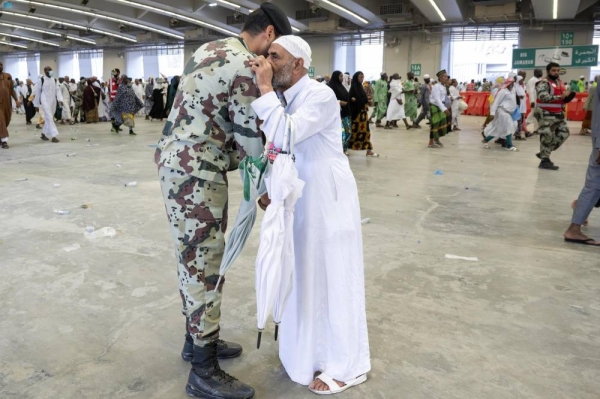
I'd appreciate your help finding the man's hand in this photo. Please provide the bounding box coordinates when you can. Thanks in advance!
[15,100,21,107]
[444,109,450,116]
[530,102,535,108]
[396,99,403,105]
[258,192,271,211]
[339,101,348,106]
[250,56,273,95]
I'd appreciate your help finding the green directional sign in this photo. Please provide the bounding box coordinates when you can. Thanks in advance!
[560,32,574,46]
[410,64,421,76]
[308,66,315,78]
[512,45,598,69]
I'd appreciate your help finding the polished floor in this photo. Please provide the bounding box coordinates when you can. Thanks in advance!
[0,113,599,399]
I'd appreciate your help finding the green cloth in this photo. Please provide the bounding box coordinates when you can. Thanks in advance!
[402,80,417,120]
[578,80,585,93]
[570,81,579,92]
[430,104,449,140]
[372,79,388,105]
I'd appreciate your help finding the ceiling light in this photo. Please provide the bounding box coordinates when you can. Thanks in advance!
[0,9,137,42]
[0,22,96,44]
[208,3,217,7]
[553,0,558,19]
[218,0,240,8]
[10,0,184,40]
[320,0,369,25]
[428,0,446,22]
[117,0,237,35]
[0,40,27,48]
[0,31,59,46]
[291,27,300,32]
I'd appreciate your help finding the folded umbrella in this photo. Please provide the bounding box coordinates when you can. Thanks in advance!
[255,118,304,348]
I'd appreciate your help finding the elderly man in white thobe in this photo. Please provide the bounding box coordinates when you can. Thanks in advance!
[33,66,63,143]
[250,35,371,396]
[59,77,73,124]
[132,79,145,116]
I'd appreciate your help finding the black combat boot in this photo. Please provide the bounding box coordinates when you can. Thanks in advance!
[186,341,254,399]
[182,321,242,361]
[539,158,559,170]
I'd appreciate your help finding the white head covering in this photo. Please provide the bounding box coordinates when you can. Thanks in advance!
[423,74,430,79]
[273,35,312,69]
[516,75,523,83]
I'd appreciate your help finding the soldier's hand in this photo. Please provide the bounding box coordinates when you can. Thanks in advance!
[250,56,273,94]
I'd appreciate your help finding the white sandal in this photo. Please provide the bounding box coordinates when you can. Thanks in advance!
[366,152,379,157]
[308,373,367,395]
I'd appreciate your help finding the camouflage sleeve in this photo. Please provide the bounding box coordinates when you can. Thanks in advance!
[228,66,264,166]
[536,81,561,103]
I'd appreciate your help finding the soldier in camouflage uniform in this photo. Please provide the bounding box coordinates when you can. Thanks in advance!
[72,77,85,123]
[534,62,575,170]
[155,4,291,399]
[481,78,492,92]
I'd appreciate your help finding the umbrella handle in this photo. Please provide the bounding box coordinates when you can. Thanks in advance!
[214,275,223,292]
[257,331,262,349]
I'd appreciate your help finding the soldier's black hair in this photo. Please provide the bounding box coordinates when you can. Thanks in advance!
[242,9,277,37]
[546,62,560,72]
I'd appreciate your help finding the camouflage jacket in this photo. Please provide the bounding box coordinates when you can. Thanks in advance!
[482,82,492,92]
[154,37,264,183]
[535,79,564,104]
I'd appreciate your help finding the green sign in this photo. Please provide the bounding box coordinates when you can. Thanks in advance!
[512,45,598,69]
[410,64,421,76]
[560,32,574,46]
[308,66,315,78]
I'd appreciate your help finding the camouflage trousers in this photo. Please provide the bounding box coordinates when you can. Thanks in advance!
[73,101,84,122]
[536,113,570,159]
[158,167,228,346]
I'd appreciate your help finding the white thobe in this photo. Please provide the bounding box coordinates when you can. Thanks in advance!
[60,82,72,120]
[449,85,461,127]
[17,85,27,113]
[526,76,540,130]
[516,84,527,114]
[386,79,405,120]
[69,82,77,107]
[252,75,371,386]
[484,88,517,139]
[133,84,145,116]
[33,76,63,138]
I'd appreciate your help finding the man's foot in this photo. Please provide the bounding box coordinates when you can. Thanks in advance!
[309,373,345,392]
[26,121,32,125]
[40,134,48,141]
[145,116,150,120]
[434,140,443,147]
[383,123,392,130]
[111,127,119,133]
[51,137,59,143]
[1,141,8,149]
[412,123,421,129]
[564,224,598,245]
[182,335,243,361]
[539,159,559,170]
[36,124,42,130]
[129,130,137,135]
[186,342,254,399]
[453,126,461,131]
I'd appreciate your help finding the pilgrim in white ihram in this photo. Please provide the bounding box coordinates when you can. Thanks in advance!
[251,35,371,395]
[33,67,63,141]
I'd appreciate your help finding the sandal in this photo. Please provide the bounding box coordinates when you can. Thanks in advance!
[308,373,367,395]
[366,152,379,157]
[1,141,8,149]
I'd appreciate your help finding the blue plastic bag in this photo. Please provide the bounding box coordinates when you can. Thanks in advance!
[511,107,521,121]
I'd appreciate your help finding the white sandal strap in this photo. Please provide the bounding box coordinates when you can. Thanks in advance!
[316,373,343,393]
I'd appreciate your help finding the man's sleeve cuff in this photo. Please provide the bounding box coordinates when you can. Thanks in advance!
[251,91,280,119]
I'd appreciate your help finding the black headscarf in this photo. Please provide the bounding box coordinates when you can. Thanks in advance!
[328,70,350,118]
[349,71,368,120]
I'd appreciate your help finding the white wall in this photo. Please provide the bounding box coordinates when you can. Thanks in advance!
[383,33,443,79]
[103,49,125,82]
[303,36,337,77]
[39,53,58,76]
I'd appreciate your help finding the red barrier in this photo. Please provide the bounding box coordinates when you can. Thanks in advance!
[566,92,588,121]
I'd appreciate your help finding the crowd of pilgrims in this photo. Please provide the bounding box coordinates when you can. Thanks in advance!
[318,70,466,154]
[9,70,181,134]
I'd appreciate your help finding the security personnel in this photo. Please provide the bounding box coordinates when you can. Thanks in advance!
[154,4,291,399]
[535,62,575,170]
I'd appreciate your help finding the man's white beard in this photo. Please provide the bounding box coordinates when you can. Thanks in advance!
[272,62,293,89]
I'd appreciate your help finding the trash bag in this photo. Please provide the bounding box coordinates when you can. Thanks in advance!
[54,103,63,121]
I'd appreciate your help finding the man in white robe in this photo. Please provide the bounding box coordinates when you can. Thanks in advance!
[449,78,462,131]
[59,77,73,124]
[33,66,63,143]
[132,79,145,117]
[250,35,371,395]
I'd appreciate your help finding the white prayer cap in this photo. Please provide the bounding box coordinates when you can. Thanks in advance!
[273,35,312,69]
[423,74,430,79]
[580,75,585,78]
[516,75,523,82]
[508,72,517,79]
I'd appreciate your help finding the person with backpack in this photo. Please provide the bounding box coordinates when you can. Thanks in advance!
[33,67,63,143]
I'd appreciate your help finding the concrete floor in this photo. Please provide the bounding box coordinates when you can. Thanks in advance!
[0,113,599,399]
